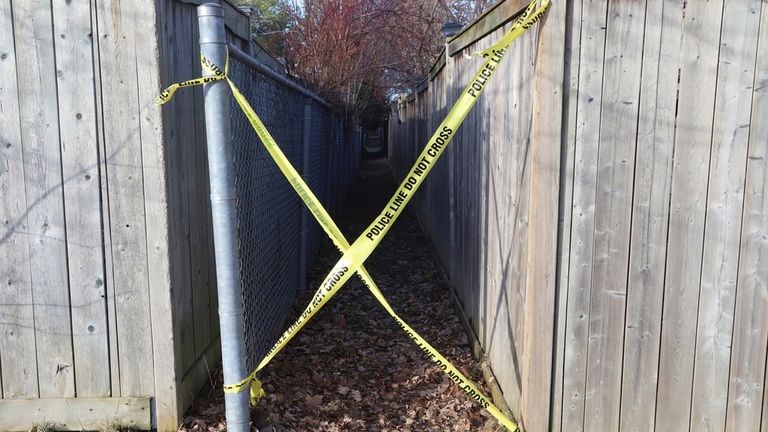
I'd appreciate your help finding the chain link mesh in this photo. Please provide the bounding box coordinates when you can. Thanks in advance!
[227,55,361,371]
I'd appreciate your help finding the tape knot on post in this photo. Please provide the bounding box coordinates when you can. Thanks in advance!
[155,51,230,106]
[222,374,266,405]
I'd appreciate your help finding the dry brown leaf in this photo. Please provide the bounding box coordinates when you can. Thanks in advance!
[304,394,323,411]
[350,389,362,402]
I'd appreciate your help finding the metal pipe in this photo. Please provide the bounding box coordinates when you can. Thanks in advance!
[198,4,250,431]
[298,102,312,292]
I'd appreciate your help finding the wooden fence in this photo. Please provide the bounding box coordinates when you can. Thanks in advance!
[0,0,327,430]
[389,0,768,430]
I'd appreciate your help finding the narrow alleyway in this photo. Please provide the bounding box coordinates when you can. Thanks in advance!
[182,157,499,432]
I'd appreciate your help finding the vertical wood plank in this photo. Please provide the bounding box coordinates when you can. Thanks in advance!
[89,0,122,396]
[522,1,565,429]
[552,0,581,429]
[655,1,724,429]
[483,28,497,352]
[583,1,646,430]
[690,1,762,430]
[561,0,608,428]
[725,2,768,430]
[146,0,183,427]
[475,47,487,341]
[52,0,111,398]
[619,1,683,430]
[11,0,75,399]
[0,0,39,400]
[96,0,155,397]
[171,3,196,375]
[484,21,531,419]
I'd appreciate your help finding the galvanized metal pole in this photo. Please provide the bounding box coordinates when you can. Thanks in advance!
[299,102,312,291]
[198,4,250,431]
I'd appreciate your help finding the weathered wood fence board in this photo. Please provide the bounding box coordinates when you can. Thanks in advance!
[0,0,40,401]
[0,0,244,429]
[618,1,681,430]
[389,0,768,430]
[389,1,556,427]
[0,397,151,431]
[656,1,724,430]
[97,0,157,398]
[54,0,112,398]
[726,3,768,430]
[561,0,607,428]
[692,1,762,430]
[582,1,644,429]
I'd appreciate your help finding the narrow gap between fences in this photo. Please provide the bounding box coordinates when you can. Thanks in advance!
[181,157,500,432]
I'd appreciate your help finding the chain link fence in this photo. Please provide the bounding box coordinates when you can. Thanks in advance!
[227,51,362,372]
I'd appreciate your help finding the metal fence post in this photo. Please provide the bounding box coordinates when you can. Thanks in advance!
[198,4,250,431]
[299,102,312,291]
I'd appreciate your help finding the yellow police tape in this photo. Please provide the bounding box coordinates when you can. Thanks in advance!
[157,1,548,430]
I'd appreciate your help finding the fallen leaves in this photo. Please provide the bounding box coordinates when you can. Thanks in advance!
[350,389,362,402]
[304,395,323,411]
[178,159,504,431]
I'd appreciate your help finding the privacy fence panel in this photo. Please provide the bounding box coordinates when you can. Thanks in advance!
[389,0,768,431]
[389,0,547,426]
[556,1,768,431]
[0,0,360,429]
[0,0,190,429]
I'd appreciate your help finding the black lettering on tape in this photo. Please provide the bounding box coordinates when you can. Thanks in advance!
[403,176,417,191]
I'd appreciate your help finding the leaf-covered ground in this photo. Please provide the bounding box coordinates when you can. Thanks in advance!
[179,157,503,431]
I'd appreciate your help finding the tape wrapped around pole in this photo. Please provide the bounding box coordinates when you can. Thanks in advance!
[197,3,250,432]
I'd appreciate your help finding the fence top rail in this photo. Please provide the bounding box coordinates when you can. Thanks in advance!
[429,49,446,82]
[227,42,331,108]
[446,0,530,56]
[391,0,531,107]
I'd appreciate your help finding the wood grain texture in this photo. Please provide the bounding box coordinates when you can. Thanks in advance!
[0,397,150,431]
[521,1,565,429]
[388,1,768,429]
[141,1,181,429]
[482,21,534,421]
[0,0,39,400]
[90,0,122,397]
[561,0,608,429]
[10,0,74,399]
[655,0,724,429]
[95,0,155,397]
[619,1,683,430]
[583,1,645,430]
[725,2,768,430]
[52,0,111,398]
[551,1,581,429]
[690,1,762,430]
[170,1,196,376]
[0,0,223,427]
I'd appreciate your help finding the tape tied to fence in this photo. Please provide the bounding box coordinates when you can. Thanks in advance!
[157,1,548,430]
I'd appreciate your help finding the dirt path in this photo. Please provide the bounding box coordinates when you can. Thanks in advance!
[181,157,499,432]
